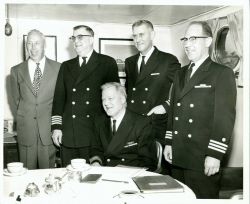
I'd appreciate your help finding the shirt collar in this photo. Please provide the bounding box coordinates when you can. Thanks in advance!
[28,56,46,70]
[111,108,126,129]
[78,49,93,65]
[189,55,209,77]
[140,46,154,63]
[191,54,209,68]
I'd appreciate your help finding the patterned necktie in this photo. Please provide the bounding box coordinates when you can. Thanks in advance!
[185,62,195,83]
[81,57,87,68]
[32,63,42,96]
[139,56,146,73]
[112,120,117,136]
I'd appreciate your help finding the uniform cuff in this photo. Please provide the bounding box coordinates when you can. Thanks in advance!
[206,139,228,160]
[164,130,172,145]
[51,115,62,130]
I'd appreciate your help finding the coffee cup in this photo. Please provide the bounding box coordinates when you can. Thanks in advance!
[71,158,86,169]
[7,162,23,173]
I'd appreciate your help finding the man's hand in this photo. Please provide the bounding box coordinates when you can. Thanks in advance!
[163,145,172,164]
[204,156,220,176]
[147,105,166,116]
[91,162,101,167]
[52,129,62,147]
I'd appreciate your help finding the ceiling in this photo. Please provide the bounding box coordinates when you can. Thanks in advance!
[7,4,223,26]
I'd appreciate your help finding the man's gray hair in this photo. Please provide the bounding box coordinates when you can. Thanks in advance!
[27,29,46,42]
[101,82,127,99]
[132,20,154,30]
[73,25,94,37]
[189,21,213,38]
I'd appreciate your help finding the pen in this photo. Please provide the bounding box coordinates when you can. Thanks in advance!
[101,179,129,184]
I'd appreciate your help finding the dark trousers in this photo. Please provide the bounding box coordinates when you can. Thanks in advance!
[61,146,90,167]
[172,165,222,199]
[151,113,168,145]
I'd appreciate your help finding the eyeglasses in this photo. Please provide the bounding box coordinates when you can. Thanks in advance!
[27,41,42,47]
[180,36,208,44]
[69,34,92,42]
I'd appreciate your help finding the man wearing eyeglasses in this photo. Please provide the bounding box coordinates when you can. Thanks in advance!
[125,20,181,162]
[163,21,236,198]
[51,25,119,167]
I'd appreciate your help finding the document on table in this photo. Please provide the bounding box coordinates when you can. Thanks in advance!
[89,165,147,181]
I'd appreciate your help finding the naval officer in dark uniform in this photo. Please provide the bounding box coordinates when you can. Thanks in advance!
[51,25,119,167]
[90,82,157,171]
[125,20,180,145]
[164,21,236,198]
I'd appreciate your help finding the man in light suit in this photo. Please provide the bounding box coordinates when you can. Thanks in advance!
[10,29,61,169]
[51,25,119,167]
[90,82,156,171]
[125,20,181,146]
[164,21,236,198]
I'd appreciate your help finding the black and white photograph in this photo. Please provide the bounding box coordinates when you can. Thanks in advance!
[1,0,249,204]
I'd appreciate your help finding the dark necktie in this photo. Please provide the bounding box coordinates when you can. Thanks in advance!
[139,56,146,74]
[81,57,87,68]
[32,63,42,96]
[112,120,116,136]
[185,63,195,83]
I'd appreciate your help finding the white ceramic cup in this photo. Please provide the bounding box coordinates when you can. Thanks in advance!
[7,162,23,173]
[71,158,86,169]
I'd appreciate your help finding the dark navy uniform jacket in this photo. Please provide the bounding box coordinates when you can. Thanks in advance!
[51,50,119,148]
[125,47,180,114]
[165,57,236,171]
[125,47,180,144]
[90,110,157,171]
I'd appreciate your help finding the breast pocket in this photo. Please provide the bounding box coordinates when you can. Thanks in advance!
[123,142,138,148]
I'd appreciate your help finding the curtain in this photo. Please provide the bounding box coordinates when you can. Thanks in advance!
[206,10,243,87]
[206,18,222,62]
[227,10,243,86]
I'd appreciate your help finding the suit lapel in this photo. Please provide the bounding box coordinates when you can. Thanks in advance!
[179,58,212,99]
[107,110,133,153]
[38,58,53,95]
[100,116,112,149]
[19,60,34,92]
[174,67,187,97]
[129,54,139,84]
[67,57,80,80]
[136,47,159,84]
[76,50,99,85]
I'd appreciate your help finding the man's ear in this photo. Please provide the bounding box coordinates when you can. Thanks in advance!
[89,36,94,45]
[150,30,155,41]
[205,37,212,48]
[44,40,47,49]
[121,95,126,105]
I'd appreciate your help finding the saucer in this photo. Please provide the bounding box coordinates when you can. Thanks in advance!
[66,164,90,172]
[3,168,27,177]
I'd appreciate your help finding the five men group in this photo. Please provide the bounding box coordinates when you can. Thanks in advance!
[10,19,236,199]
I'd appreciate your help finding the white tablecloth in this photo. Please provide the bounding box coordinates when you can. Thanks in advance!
[3,166,196,204]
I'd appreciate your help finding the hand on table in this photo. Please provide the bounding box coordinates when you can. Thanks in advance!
[91,162,101,167]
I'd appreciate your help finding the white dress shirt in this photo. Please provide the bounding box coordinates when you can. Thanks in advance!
[78,49,93,66]
[190,55,209,77]
[111,108,126,132]
[137,46,155,72]
[28,56,46,82]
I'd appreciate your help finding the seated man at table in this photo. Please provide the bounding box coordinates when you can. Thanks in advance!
[90,82,157,171]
